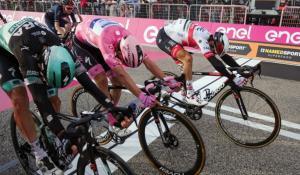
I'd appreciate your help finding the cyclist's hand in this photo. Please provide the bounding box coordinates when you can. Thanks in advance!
[107,112,133,128]
[163,76,182,92]
[233,74,247,87]
[138,92,156,108]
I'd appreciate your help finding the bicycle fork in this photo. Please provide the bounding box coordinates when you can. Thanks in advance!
[233,90,249,120]
[151,109,172,146]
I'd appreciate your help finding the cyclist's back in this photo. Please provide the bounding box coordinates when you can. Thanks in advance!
[162,18,212,55]
[75,18,130,68]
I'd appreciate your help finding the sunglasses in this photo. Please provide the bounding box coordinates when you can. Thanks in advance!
[65,7,74,10]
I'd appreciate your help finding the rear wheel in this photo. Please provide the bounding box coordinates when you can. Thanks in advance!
[138,106,206,174]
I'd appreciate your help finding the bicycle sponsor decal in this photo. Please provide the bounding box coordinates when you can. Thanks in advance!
[228,42,251,55]
[257,46,300,62]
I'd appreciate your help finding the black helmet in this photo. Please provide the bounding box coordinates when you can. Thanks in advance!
[61,0,74,5]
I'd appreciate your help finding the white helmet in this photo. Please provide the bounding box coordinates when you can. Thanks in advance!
[119,35,144,68]
[213,32,229,56]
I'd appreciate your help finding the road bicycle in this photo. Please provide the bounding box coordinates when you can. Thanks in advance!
[10,106,136,175]
[70,80,206,174]
[150,64,281,148]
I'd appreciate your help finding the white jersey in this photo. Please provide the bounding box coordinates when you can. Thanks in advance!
[163,19,212,56]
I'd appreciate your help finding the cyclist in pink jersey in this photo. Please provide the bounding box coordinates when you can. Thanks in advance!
[70,18,181,136]
[156,18,246,106]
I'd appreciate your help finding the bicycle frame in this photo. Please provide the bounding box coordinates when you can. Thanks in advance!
[163,71,250,120]
[35,111,114,175]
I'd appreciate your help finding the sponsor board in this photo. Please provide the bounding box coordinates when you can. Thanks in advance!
[228,40,300,65]
[257,46,300,62]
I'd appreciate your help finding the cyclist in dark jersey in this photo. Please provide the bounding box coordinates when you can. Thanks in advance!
[0,18,130,174]
[44,0,82,38]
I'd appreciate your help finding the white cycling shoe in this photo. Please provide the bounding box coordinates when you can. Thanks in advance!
[109,125,132,137]
[184,95,208,107]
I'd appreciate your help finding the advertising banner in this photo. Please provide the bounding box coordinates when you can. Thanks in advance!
[0,10,299,111]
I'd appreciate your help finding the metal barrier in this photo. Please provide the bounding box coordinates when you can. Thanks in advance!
[279,6,300,27]
[190,4,248,24]
[151,3,189,20]
[1,1,300,27]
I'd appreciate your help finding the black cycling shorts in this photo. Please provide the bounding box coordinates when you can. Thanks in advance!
[72,36,111,73]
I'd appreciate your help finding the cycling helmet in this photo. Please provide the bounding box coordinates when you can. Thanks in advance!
[213,32,229,56]
[44,46,75,88]
[62,0,74,5]
[119,35,144,68]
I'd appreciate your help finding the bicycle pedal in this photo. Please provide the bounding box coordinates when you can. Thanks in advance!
[112,134,126,144]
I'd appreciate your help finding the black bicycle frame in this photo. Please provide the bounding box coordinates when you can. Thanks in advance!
[165,72,249,119]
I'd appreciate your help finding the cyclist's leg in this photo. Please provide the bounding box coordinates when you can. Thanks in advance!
[108,71,122,105]
[0,50,37,143]
[47,87,61,113]
[93,72,110,97]
[0,50,62,174]
[156,28,193,82]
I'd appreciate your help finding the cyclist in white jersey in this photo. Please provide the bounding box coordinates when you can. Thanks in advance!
[156,19,246,106]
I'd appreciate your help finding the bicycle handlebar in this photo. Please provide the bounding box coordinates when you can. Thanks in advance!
[67,106,133,133]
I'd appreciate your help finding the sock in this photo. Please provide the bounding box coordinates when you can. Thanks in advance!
[30,139,47,161]
[186,80,194,97]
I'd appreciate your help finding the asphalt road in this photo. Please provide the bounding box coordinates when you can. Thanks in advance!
[0,51,299,175]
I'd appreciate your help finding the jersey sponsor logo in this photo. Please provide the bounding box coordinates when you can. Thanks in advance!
[90,18,119,35]
[9,19,48,37]
[8,67,16,77]
[84,56,92,66]
[26,70,39,77]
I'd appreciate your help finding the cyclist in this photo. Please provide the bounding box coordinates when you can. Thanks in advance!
[70,18,181,135]
[44,0,82,38]
[0,18,131,174]
[156,18,246,106]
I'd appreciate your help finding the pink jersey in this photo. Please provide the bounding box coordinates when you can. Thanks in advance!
[75,18,130,69]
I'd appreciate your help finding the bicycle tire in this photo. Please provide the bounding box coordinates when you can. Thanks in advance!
[70,85,103,117]
[70,85,113,145]
[215,86,281,148]
[138,106,206,174]
[10,112,42,175]
[77,146,135,175]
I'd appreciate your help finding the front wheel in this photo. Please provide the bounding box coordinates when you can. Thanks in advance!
[76,146,135,175]
[215,86,281,148]
[138,106,206,174]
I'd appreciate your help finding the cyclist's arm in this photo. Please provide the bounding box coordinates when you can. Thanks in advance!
[53,6,67,37]
[19,49,65,136]
[195,37,234,79]
[220,54,240,68]
[73,60,115,109]
[143,55,165,79]
[55,21,67,37]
